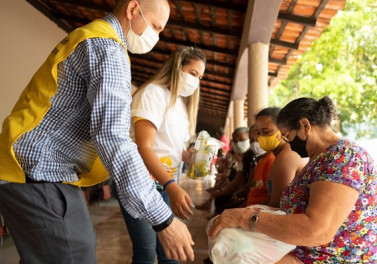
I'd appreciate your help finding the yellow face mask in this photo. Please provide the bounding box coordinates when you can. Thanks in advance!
[257,130,281,151]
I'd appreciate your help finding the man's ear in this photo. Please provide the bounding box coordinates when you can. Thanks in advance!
[126,0,139,21]
[299,118,311,137]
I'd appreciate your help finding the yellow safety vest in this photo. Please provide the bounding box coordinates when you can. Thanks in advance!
[0,19,128,186]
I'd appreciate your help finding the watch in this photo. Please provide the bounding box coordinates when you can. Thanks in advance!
[152,214,174,232]
[250,211,259,231]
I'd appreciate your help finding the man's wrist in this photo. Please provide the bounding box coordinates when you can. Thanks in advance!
[152,214,174,232]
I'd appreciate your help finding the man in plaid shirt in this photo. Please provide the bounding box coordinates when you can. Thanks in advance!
[0,0,194,262]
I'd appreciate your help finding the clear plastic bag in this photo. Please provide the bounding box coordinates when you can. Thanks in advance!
[187,131,224,179]
[207,205,296,264]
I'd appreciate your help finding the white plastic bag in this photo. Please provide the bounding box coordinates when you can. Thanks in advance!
[187,131,224,179]
[207,205,296,264]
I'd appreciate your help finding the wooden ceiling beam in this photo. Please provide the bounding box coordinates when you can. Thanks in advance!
[199,104,226,112]
[49,0,111,12]
[314,0,331,17]
[198,107,226,116]
[201,85,231,94]
[130,54,235,78]
[131,61,159,71]
[201,78,233,86]
[194,3,204,44]
[200,100,228,108]
[277,13,317,27]
[131,49,235,69]
[168,19,241,37]
[270,39,299,50]
[51,1,316,31]
[180,0,245,12]
[201,97,229,106]
[159,36,237,55]
[130,75,231,96]
[55,11,241,39]
[199,104,227,112]
[268,71,278,77]
[272,0,330,81]
[26,0,73,32]
[198,91,230,100]
[269,57,287,65]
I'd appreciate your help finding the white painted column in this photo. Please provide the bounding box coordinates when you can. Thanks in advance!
[229,117,234,137]
[234,99,245,129]
[247,42,268,126]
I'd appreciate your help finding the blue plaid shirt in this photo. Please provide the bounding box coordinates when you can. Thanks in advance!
[5,14,171,225]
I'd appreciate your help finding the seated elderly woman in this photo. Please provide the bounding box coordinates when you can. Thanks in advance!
[208,96,377,263]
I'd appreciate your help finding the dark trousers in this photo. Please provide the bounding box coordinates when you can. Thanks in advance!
[214,194,234,214]
[0,182,97,264]
[112,184,178,264]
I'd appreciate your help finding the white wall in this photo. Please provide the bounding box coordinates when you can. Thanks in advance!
[0,0,66,127]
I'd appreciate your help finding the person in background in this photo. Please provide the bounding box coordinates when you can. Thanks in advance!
[0,0,195,262]
[248,107,305,208]
[206,148,235,193]
[231,124,265,204]
[208,96,377,263]
[196,127,250,214]
[216,127,230,153]
[112,46,206,264]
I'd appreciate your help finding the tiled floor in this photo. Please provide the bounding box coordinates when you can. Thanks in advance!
[0,174,215,264]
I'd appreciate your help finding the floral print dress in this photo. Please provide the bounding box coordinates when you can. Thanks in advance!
[280,139,377,263]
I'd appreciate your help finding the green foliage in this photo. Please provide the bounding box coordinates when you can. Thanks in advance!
[269,0,377,139]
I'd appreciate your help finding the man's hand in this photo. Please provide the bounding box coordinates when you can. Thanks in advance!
[157,218,195,262]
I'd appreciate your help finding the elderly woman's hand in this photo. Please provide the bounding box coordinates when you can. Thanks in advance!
[207,208,256,239]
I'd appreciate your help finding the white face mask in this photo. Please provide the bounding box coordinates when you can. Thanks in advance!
[126,5,159,54]
[180,71,199,97]
[250,141,266,157]
[234,139,250,154]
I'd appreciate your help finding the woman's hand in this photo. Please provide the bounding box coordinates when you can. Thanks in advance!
[231,190,245,203]
[207,208,255,239]
[182,148,194,163]
[166,183,194,220]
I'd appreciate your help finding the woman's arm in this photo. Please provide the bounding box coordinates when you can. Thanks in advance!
[212,170,244,198]
[231,168,256,201]
[134,119,194,219]
[209,181,359,246]
[267,150,302,207]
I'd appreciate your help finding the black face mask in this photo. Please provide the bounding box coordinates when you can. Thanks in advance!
[289,134,308,158]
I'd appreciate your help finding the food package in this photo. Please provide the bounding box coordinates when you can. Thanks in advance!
[207,205,296,264]
[186,131,224,179]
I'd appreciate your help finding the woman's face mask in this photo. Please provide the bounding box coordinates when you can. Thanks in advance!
[234,139,250,154]
[257,130,281,152]
[289,133,309,158]
[250,142,266,157]
[126,5,159,54]
[179,72,199,97]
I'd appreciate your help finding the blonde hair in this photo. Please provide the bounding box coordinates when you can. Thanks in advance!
[134,47,206,136]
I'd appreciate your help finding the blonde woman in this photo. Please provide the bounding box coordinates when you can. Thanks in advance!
[113,47,206,263]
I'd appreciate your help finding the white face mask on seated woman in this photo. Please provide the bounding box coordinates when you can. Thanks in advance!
[234,139,250,154]
[179,71,199,97]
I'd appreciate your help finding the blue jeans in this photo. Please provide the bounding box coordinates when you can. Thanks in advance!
[112,185,178,264]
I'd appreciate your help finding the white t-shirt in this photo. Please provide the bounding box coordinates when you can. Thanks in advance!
[131,83,190,180]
